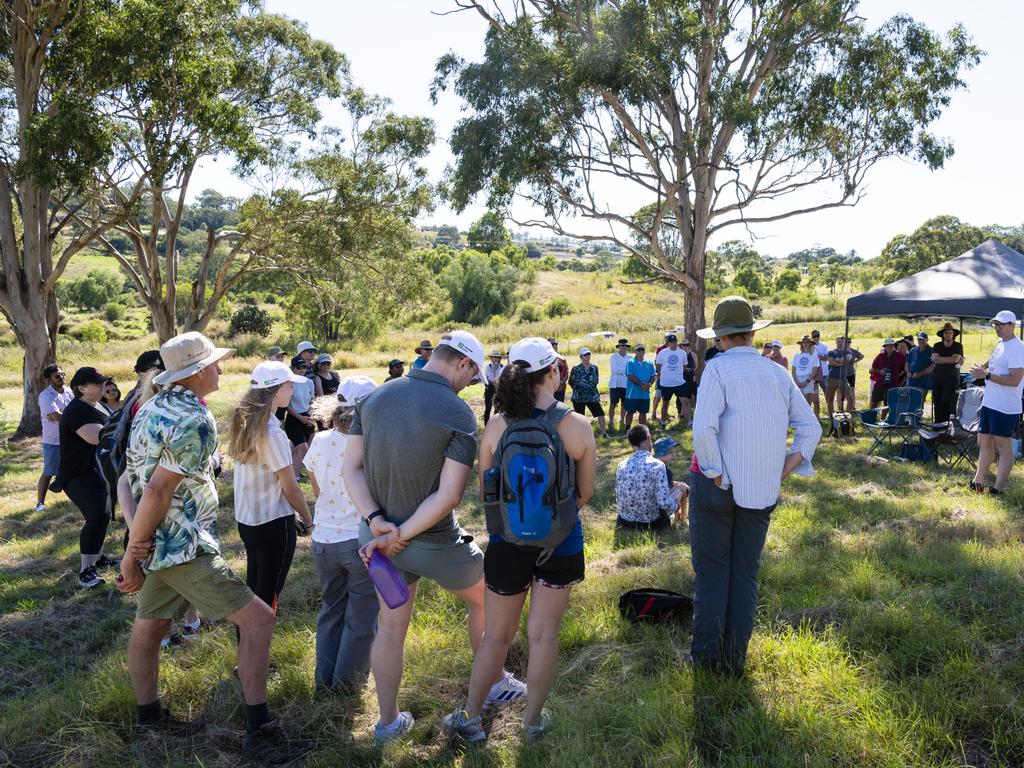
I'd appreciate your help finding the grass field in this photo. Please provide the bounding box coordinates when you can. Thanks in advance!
[1,267,1022,767]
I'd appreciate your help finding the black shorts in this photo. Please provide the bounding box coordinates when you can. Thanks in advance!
[624,397,650,414]
[573,400,605,417]
[659,384,687,401]
[609,387,627,406]
[484,540,585,596]
[284,412,314,446]
[616,513,671,532]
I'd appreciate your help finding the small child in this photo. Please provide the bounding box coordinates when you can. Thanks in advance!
[652,437,689,524]
[304,378,379,692]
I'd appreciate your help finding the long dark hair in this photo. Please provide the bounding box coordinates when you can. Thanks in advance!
[495,360,552,420]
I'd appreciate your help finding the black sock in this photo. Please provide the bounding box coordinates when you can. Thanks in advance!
[245,702,271,733]
[137,700,162,724]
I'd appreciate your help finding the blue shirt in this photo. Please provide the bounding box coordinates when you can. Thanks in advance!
[625,357,656,399]
[289,377,314,413]
[907,345,933,390]
[412,357,428,370]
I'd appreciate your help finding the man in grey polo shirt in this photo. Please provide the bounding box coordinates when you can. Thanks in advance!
[343,330,526,743]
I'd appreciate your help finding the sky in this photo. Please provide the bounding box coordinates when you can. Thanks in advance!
[191,0,1024,261]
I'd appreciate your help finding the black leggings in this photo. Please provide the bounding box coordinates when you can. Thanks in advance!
[483,383,496,424]
[933,378,958,423]
[238,516,297,612]
[65,476,110,556]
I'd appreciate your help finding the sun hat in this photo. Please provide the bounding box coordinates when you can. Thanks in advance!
[508,337,564,373]
[579,347,592,357]
[800,335,812,343]
[696,295,772,339]
[665,333,677,343]
[634,342,647,351]
[296,340,317,354]
[882,338,896,347]
[489,348,503,358]
[338,375,377,405]
[936,322,960,338]
[437,330,486,381]
[992,310,1018,324]
[616,338,630,348]
[415,339,433,352]
[652,436,679,458]
[315,352,332,364]
[266,346,284,358]
[134,350,164,374]
[290,354,307,369]
[154,332,234,386]
[250,361,307,390]
[771,340,783,348]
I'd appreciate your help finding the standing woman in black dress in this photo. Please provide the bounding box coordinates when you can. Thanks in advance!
[313,353,340,397]
[58,367,117,588]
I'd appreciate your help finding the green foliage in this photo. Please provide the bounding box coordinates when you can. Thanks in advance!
[228,305,272,338]
[58,270,122,311]
[774,268,803,293]
[432,224,461,246]
[413,247,453,276]
[285,281,390,344]
[557,258,597,273]
[466,211,510,254]
[732,265,766,297]
[441,249,520,325]
[876,215,985,281]
[103,302,125,322]
[518,304,541,322]
[771,289,819,307]
[537,255,558,270]
[74,320,107,344]
[526,242,542,259]
[545,297,572,318]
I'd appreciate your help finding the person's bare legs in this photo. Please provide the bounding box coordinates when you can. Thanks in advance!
[450,579,487,653]
[624,410,634,429]
[227,597,277,705]
[463,589,529,718]
[523,584,573,726]
[370,581,418,725]
[993,435,1014,491]
[36,474,50,507]
[596,413,607,434]
[291,442,308,479]
[973,434,995,488]
[128,618,173,704]
[638,411,647,425]
[825,383,837,419]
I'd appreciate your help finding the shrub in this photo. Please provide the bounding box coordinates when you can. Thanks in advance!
[545,297,572,318]
[75,320,107,344]
[229,305,272,337]
[103,302,125,322]
[58,270,121,311]
[441,250,521,325]
[537,255,558,270]
[519,304,541,323]
[230,334,267,358]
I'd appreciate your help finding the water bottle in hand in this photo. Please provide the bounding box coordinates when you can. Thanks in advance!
[367,549,410,609]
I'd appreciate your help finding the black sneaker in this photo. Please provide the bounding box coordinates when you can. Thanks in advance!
[79,566,104,588]
[136,708,207,738]
[989,487,1003,496]
[95,554,121,569]
[243,721,295,764]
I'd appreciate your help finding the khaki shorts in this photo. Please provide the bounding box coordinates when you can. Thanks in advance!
[136,553,254,621]
[358,523,483,592]
[825,378,851,399]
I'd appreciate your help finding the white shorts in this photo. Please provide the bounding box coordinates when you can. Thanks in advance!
[798,381,818,395]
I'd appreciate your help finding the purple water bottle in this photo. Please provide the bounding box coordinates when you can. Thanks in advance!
[368,550,410,609]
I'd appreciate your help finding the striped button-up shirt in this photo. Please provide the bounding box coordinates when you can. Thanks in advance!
[693,344,822,509]
[233,416,296,527]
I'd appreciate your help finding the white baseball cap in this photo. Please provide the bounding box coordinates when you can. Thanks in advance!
[579,347,592,357]
[437,330,486,382]
[882,338,896,346]
[338,375,377,405]
[250,361,307,390]
[508,337,564,373]
[771,340,783,348]
[296,340,317,354]
[992,310,1018,324]
[154,332,234,386]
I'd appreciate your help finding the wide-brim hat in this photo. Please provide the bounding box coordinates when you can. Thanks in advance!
[696,295,772,339]
[488,348,504,358]
[936,322,960,338]
[616,338,630,348]
[415,340,433,352]
[154,332,234,386]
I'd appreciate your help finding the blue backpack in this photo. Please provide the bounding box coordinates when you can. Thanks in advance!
[483,402,577,562]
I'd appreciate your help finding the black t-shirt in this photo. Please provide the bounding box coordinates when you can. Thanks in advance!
[58,398,108,483]
[316,371,340,396]
[931,341,964,381]
[705,347,720,362]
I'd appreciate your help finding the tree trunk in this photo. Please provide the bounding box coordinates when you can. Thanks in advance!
[150,298,177,345]
[13,310,58,438]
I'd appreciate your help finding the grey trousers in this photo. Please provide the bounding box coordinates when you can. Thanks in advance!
[312,539,379,691]
[688,471,775,675]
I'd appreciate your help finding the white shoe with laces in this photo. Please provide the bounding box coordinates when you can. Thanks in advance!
[484,671,527,707]
[34,503,46,512]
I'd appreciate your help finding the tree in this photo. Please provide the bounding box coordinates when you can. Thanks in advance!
[876,215,984,281]
[774,268,802,293]
[986,224,1024,254]
[732,265,766,296]
[441,249,520,324]
[433,224,461,246]
[59,270,122,311]
[435,1,980,357]
[467,210,511,254]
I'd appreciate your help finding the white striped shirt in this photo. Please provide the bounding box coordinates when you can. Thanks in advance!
[233,417,296,526]
[693,345,822,509]
[608,351,630,388]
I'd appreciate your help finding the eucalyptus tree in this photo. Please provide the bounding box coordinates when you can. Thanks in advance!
[435,0,981,347]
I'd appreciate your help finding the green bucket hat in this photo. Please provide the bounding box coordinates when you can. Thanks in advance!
[696,295,773,339]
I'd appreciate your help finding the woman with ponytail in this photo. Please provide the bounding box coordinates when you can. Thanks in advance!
[443,337,596,743]
[228,361,314,614]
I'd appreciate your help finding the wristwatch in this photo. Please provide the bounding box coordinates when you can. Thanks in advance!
[364,509,386,526]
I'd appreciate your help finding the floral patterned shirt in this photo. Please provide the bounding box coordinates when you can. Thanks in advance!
[569,363,600,403]
[126,385,221,573]
[615,449,676,523]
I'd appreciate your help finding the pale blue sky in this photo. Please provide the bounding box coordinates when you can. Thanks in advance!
[192,0,1023,260]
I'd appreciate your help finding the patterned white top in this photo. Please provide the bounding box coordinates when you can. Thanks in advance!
[693,345,822,509]
[303,429,360,543]
[232,416,295,527]
[615,450,676,523]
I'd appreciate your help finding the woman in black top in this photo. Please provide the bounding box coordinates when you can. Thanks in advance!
[932,323,965,423]
[312,353,340,397]
[58,367,115,588]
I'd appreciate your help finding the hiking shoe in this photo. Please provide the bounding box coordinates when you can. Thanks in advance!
[522,709,552,743]
[95,554,121,569]
[374,711,414,744]
[179,617,212,640]
[78,566,104,588]
[989,487,1004,496]
[136,708,206,738]
[968,481,985,493]
[33,503,46,512]
[442,708,486,745]
[484,671,527,707]
[242,721,294,764]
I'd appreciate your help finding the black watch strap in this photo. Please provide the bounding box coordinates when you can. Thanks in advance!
[364,509,385,526]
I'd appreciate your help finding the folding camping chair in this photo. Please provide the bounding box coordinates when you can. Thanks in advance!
[859,387,924,456]
[917,386,983,469]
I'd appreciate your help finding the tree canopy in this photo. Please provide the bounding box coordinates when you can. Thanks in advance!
[876,215,984,282]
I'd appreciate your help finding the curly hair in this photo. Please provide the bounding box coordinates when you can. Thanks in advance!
[309,395,352,432]
[494,361,553,420]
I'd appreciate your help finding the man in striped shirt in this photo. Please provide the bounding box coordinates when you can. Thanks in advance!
[691,297,822,676]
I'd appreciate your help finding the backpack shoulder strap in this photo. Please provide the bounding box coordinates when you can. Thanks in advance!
[542,401,573,428]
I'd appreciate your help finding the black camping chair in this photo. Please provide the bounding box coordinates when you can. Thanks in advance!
[917,386,984,469]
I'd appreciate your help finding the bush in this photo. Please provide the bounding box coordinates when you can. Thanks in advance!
[58,270,121,311]
[103,302,125,322]
[537,255,558,270]
[229,305,272,338]
[230,333,268,358]
[545,297,572,318]
[75,320,107,344]
[519,304,541,323]
[441,250,521,325]
[771,289,819,307]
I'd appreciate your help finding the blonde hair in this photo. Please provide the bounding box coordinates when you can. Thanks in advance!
[309,394,352,432]
[227,385,281,464]
[135,368,161,408]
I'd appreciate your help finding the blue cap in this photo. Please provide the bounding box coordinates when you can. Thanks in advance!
[653,436,679,457]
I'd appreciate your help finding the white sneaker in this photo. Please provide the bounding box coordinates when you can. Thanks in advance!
[484,671,527,707]
[34,503,46,512]
[374,711,414,744]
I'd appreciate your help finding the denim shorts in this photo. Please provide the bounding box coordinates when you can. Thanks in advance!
[42,443,61,476]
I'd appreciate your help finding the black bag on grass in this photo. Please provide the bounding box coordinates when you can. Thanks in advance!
[618,588,693,624]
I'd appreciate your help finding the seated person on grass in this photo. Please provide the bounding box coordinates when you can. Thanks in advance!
[615,425,678,531]
[652,436,689,525]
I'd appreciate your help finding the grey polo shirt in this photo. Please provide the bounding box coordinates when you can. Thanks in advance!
[350,368,478,543]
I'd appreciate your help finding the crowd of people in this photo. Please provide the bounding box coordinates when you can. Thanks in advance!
[27,297,1022,760]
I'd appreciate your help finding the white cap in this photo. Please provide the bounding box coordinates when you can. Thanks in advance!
[437,330,486,382]
[882,338,896,346]
[771,340,783,348]
[296,340,317,354]
[508,337,564,373]
[338,375,377,405]
[250,361,307,389]
[992,310,1018,324]
[579,347,591,357]
[154,332,234,386]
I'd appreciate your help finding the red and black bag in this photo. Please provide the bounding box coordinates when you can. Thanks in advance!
[618,588,693,624]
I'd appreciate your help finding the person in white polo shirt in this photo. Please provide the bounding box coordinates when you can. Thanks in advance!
[228,361,314,615]
[36,364,73,511]
[969,311,1024,495]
